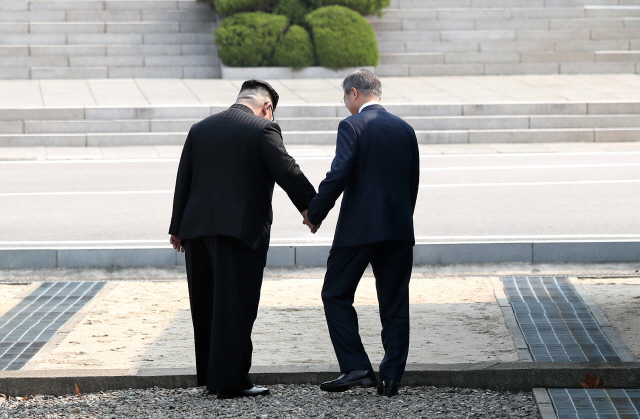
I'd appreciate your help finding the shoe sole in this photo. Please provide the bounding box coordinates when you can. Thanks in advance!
[321,377,377,393]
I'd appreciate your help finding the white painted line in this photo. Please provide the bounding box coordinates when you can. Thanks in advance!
[0,190,173,197]
[421,162,640,171]
[0,240,168,245]
[419,179,640,188]
[0,159,180,165]
[3,234,637,247]
[414,234,640,240]
[419,151,640,158]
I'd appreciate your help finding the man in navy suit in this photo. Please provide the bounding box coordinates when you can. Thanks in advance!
[304,69,419,397]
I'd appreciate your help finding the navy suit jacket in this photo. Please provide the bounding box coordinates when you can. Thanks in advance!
[307,104,419,248]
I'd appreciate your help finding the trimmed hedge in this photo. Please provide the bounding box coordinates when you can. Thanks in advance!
[271,25,315,69]
[308,0,389,16]
[306,5,379,69]
[272,0,311,27]
[214,12,288,67]
[214,0,272,16]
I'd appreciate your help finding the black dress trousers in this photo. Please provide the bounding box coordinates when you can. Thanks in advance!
[321,240,413,382]
[184,235,264,392]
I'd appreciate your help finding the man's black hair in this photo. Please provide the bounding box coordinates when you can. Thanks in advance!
[240,79,279,111]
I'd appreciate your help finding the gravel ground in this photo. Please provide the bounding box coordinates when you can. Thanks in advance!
[0,385,540,418]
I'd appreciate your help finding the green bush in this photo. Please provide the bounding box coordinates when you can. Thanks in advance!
[271,25,315,69]
[272,0,311,27]
[308,0,389,16]
[306,6,379,69]
[214,0,273,16]
[214,12,288,66]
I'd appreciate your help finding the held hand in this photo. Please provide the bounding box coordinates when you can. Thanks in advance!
[170,235,184,253]
[301,209,320,234]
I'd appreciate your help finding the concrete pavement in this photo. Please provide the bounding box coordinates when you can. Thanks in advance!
[0,266,639,401]
[7,74,640,107]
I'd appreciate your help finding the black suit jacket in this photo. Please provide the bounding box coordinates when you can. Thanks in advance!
[169,104,316,263]
[307,104,419,247]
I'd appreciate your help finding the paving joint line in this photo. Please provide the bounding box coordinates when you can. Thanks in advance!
[491,277,533,361]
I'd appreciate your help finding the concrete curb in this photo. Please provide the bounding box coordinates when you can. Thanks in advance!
[1,241,639,269]
[1,363,640,396]
[220,65,375,79]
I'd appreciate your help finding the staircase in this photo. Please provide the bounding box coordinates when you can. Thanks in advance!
[3,102,640,146]
[0,0,219,79]
[371,0,640,76]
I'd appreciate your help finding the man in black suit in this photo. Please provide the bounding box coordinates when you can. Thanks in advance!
[169,80,316,399]
[305,69,419,397]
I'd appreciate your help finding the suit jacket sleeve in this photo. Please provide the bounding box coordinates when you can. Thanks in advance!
[261,122,316,212]
[168,129,193,236]
[307,119,358,226]
[410,129,420,211]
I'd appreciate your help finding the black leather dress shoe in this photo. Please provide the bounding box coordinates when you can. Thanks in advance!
[320,369,377,392]
[217,386,270,399]
[377,380,399,397]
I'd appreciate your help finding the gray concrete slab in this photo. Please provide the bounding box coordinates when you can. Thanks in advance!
[533,241,640,263]
[415,243,533,265]
[0,249,57,269]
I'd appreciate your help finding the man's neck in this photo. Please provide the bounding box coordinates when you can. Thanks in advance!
[358,99,381,113]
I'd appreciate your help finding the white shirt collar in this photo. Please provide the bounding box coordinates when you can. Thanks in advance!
[358,100,381,113]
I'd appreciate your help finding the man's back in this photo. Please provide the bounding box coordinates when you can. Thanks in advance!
[169,103,315,261]
[309,104,419,247]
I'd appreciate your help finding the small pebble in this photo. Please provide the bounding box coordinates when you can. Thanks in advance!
[0,385,541,418]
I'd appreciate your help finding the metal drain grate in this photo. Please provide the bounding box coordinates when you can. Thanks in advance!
[549,388,640,419]
[501,276,622,362]
[0,281,106,370]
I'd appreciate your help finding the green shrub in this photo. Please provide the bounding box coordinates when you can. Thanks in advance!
[308,0,389,16]
[214,0,273,16]
[272,0,311,26]
[306,6,379,69]
[271,25,315,69]
[214,12,288,66]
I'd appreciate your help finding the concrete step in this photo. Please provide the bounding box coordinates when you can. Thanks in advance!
[0,44,217,57]
[8,66,220,79]
[376,61,640,76]
[5,102,640,123]
[0,0,208,12]
[0,10,214,22]
[7,114,640,135]
[0,21,216,34]
[3,127,640,146]
[0,55,220,68]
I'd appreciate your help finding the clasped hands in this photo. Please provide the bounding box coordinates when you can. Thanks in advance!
[301,209,320,234]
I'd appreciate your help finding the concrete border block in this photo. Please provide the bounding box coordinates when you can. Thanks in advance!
[0,249,57,269]
[533,388,558,419]
[295,245,330,266]
[533,241,640,263]
[176,251,185,266]
[266,245,295,267]
[414,242,532,265]
[58,248,176,268]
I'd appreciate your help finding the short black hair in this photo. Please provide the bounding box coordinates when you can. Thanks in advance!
[240,79,279,111]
